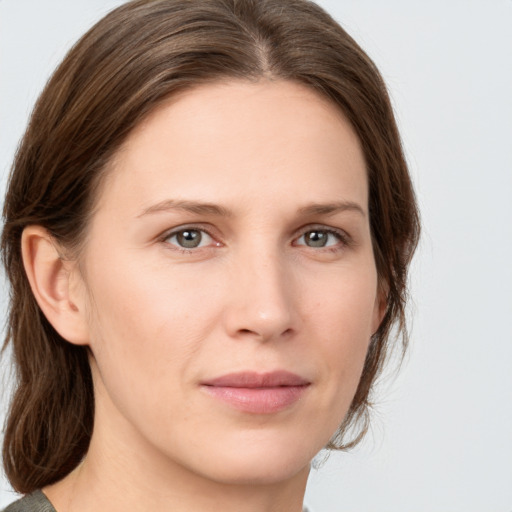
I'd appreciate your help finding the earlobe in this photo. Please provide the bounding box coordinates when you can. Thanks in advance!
[372,282,389,335]
[21,226,90,346]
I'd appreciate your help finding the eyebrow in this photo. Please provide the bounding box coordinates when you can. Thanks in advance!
[298,201,366,217]
[138,199,232,218]
[137,199,365,218]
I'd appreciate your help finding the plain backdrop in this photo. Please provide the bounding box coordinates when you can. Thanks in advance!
[1,1,511,511]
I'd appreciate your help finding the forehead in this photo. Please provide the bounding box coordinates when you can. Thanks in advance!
[99,79,368,217]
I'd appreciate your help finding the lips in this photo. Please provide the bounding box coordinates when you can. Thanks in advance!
[201,371,310,414]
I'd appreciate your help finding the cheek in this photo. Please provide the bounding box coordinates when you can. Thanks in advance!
[304,263,378,397]
[86,253,216,341]
[305,258,379,339]
[82,258,215,408]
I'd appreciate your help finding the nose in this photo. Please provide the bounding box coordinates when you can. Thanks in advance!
[222,249,297,342]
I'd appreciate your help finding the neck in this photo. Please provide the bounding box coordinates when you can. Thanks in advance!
[44,379,310,512]
[45,449,309,512]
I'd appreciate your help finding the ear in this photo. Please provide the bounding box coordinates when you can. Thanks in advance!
[371,281,389,335]
[21,225,90,345]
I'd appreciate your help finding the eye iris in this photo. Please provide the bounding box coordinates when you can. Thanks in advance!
[305,230,328,247]
[176,230,202,248]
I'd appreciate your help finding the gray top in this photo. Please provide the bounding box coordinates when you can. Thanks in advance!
[2,490,311,511]
[2,491,56,512]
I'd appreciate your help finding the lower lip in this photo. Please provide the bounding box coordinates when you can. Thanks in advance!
[201,385,309,414]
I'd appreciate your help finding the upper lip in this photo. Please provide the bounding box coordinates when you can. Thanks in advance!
[201,371,310,388]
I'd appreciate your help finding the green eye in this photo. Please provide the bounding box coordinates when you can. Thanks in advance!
[304,230,329,247]
[166,228,213,249]
[176,230,203,248]
[296,228,345,249]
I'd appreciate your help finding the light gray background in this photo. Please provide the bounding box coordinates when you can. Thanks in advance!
[1,1,511,511]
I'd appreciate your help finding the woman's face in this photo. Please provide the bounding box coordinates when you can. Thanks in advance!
[74,80,383,486]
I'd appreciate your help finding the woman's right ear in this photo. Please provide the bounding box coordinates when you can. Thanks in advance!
[21,226,90,346]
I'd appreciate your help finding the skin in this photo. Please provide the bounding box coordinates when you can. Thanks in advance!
[24,79,384,512]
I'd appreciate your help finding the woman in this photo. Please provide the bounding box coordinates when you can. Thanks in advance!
[1,0,419,510]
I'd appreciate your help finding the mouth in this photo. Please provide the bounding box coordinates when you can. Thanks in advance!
[200,371,311,414]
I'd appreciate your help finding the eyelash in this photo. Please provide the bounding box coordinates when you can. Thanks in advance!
[160,225,219,254]
[293,226,350,252]
[159,224,351,254]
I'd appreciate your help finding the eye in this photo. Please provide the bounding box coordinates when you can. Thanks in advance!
[164,228,216,250]
[295,228,346,249]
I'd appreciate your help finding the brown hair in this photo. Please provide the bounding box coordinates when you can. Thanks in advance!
[1,0,419,494]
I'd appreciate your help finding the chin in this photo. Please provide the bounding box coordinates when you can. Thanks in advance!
[188,430,320,486]
[206,457,311,487]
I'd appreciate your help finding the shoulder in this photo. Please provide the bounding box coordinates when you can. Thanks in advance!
[2,491,56,512]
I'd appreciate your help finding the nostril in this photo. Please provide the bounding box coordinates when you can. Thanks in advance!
[236,327,294,339]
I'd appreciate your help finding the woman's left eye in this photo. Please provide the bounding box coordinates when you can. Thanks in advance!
[294,228,346,249]
[164,228,215,250]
